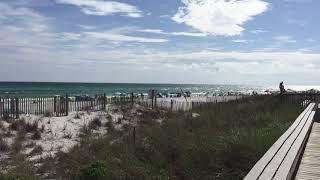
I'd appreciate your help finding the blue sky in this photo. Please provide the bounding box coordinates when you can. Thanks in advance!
[0,0,319,85]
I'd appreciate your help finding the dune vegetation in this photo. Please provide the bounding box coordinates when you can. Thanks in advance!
[0,95,302,179]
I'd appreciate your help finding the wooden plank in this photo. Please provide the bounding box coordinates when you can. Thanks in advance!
[245,103,315,180]
[295,122,320,180]
[273,111,315,180]
[258,109,313,180]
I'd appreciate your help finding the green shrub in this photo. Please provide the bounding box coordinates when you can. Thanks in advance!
[44,110,52,117]
[32,130,41,140]
[9,119,26,131]
[52,96,302,179]
[25,121,38,133]
[2,112,11,122]
[79,124,92,138]
[29,145,43,156]
[0,136,9,152]
[89,117,102,130]
[74,113,81,119]
[0,155,39,180]
[80,161,110,180]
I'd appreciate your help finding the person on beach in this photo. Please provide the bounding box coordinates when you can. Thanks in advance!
[279,81,285,94]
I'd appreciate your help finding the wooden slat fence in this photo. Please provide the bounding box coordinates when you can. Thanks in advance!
[0,93,137,119]
[1,92,318,119]
[136,96,243,111]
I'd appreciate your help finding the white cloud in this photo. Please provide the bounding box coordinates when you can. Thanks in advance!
[232,39,248,43]
[78,24,96,30]
[56,0,143,17]
[171,32,206,37]
[126,12,143,18]
[138,28,207,37]
[172,0,268,36]
[159,14,170,18]
[139,29,166,34]
[84,31,168,43]
[4,0,53,7]
[0,2,49,32]
[59,32,82,41]
[307,39,316,42]
[1,1,320,84]
[298,48,312,52]
[274,36,296,43]
[250,29,268,34]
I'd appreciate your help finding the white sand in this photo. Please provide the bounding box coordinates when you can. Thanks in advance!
[0,104,146,162]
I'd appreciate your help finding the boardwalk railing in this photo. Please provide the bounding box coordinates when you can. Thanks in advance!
[245,103,317,180]
[281,93,320,105]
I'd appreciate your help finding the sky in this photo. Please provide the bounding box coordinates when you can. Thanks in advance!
[0,0,319,85]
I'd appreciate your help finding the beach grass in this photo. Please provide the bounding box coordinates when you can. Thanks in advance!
[42,95,302,180]
[0,95,303,179]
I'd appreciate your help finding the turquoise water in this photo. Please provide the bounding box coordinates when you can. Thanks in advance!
[0,82,265,97]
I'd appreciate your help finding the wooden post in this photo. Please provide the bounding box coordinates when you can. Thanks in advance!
[154,96,157,108]
[133,126,136,146]
[0,96,2,118]
[90,98,93,109]
[66,94,69,116]
[131,92,134,107]
[54,96,57,114]
[103,93,106,110]
[15,97,19,119]
[10,98,14,117]
[151,97,154,109]
[299,94,301,107]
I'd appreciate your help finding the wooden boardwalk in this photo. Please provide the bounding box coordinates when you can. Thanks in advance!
[245,103,316,180]
[296,121,320,179]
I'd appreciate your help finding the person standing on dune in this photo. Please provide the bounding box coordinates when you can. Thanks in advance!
[279,81,285,94]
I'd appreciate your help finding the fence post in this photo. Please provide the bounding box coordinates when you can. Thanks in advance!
[54,96,57,115]
[151,97,154,109]
[90,97,93,109]
[15,97,19,119]
[66,94,69,116]
[133,126,136,146]
[103,93,106,110]
[131,92,134,107]
[154,96,157,108]
[10,98,14,118]
[0,96,2,118]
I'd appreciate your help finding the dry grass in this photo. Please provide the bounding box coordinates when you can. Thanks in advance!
[74,113,81,119]
[9,119,26,131]
[0,121,4,130]
[44,110,52,117]
[79,124,92,138]
[29,145,43,156]
[32,130,41,140]
[0,135,9,152]
[11,129,26,154]
[52,95,302,180]
[25,121,39,133]
[64,131,73,139]
[89,117,102,130]
[0,96,304,180]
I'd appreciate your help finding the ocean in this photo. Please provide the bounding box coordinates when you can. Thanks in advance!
[0,82,265,97]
